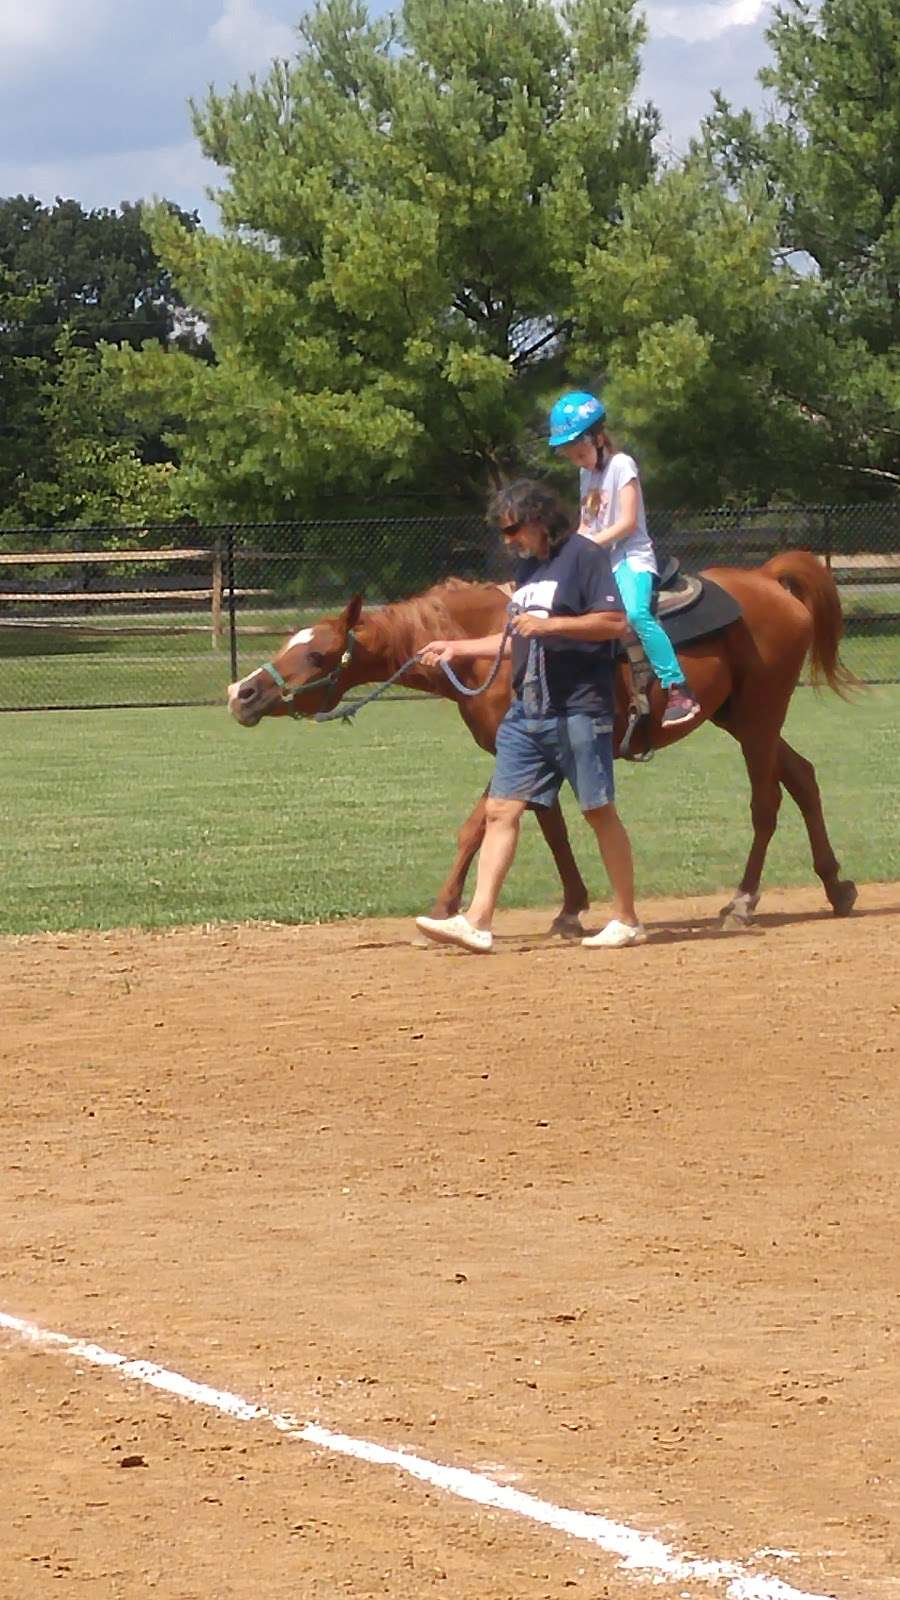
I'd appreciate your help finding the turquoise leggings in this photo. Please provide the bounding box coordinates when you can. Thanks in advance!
[614,561,686,689]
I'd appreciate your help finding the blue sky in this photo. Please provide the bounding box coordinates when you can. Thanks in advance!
[0,1,775,227]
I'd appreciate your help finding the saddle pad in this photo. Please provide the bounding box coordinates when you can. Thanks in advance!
[660,576,742,647]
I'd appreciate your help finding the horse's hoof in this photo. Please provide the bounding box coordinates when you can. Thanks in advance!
[830,879,858,917]
[549,913,585,940]
[719,897,759,932]
[719,891,759,929]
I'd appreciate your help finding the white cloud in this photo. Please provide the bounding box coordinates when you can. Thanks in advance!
[209,0,297,72]
[0,0,113,79]
[640,4,772,154]
[0,1,309,226]
[643,0,768,44]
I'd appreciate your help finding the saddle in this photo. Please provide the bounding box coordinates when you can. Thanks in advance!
[648,555,702,617]
[494,556,717,626]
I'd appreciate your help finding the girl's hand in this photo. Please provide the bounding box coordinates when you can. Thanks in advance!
[513,613,552,639]
[418,639,457,666]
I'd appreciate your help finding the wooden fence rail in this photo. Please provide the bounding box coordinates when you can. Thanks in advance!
[0,547,239,645]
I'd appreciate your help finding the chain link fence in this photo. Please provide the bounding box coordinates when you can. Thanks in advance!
[1,502,897,710]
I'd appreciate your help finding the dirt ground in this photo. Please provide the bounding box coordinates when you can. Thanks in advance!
[1,883,899,1600]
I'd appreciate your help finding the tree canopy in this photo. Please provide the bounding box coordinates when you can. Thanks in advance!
[0,196,206,358]
[0,266,48,516]
[0,198,206,529]
[3,0,897,526]
[110,0,661,515]
[705,0,900,493]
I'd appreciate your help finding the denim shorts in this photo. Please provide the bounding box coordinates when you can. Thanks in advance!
[490,699,615,812]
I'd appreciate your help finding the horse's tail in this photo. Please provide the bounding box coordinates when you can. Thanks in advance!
[762,550,859,698]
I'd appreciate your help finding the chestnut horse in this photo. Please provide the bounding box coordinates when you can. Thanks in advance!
[227,550,857,932]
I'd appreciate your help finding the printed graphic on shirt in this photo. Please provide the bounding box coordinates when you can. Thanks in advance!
[512,569,614,617]
[583,488,607,524]
[511,577,558,615]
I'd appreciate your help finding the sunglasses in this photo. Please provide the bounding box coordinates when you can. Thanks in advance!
[498,519,525,536]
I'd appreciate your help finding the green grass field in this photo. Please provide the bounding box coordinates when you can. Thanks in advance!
[2,687,897,936]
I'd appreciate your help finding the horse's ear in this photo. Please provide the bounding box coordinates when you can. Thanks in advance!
[344,593,364,630]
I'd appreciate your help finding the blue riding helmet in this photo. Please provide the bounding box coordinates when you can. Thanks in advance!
[548,391,606,448]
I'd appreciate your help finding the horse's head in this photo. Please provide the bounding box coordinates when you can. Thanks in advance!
[227,594,363,727]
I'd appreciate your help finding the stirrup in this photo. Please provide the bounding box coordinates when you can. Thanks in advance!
[620,699,653,762]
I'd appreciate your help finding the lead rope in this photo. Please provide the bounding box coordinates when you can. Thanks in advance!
[314,652,431,724]
[314,611,522,725]
[433,613,519,698]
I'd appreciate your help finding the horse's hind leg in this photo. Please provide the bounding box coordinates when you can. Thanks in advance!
[534,801,590,937]
[777,738,857,915]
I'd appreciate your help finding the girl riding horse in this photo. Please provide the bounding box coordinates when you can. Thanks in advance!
[548,390,701,728]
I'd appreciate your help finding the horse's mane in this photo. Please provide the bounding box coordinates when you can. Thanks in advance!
[362,579,501,669]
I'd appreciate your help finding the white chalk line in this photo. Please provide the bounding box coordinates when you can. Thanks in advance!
[0,1308,835,1600]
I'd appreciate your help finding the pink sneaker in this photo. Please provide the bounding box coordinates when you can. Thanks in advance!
[662,685,701,726]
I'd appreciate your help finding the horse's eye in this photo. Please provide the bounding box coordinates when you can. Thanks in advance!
[308,650,325,667]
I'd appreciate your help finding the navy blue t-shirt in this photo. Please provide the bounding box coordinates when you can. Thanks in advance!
[510,535,621,716]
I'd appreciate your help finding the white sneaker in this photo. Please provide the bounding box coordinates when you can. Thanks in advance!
[415,913,493,954]
[581,919,647,949]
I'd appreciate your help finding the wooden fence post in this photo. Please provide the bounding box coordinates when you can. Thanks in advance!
[211,542,223,648]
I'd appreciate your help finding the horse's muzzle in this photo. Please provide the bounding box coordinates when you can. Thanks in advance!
[227,674,267,726]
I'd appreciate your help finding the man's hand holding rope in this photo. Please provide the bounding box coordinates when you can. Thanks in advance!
[418,633,512,669]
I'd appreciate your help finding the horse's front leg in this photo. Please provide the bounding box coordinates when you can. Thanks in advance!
[534,800,590,937]
[720,732,782,928]
[420,790,589,940]
[424,786,490,920]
